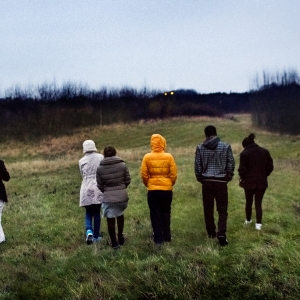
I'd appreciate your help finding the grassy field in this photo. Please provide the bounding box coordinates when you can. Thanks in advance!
[0,114,300,299]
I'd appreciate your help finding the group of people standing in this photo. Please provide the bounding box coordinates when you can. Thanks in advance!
[195,126,273,245]
[0,125,273,249]
[78,125,273,249]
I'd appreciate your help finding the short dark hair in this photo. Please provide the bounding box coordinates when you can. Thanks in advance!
[103,146,117,157]
[204,125,217,137]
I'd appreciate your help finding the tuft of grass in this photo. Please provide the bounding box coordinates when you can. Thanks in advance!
[1,114,300,299]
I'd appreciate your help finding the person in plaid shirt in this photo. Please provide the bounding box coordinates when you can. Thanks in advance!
[194,125,235,246]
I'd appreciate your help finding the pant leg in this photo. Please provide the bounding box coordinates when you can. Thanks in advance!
[215,182,228,236]
[244,189,255,221]
[0,200,5,242]
[254,188,266,224]
[107,217,118,247]
[160,191,173,242]
[85,205,93,233]
[92,204,101,239]
[147,191,163,244]
[202,182,216,236]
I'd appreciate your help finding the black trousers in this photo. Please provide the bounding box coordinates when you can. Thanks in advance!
[244,188,266,224]
[147,190,172,244]
[202,181,228,237]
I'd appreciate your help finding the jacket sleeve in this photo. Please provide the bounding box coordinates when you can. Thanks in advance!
[194,146,203,182]
[226,145,235,181]
[266,150,274,176]
[96,168,104,192]
[238,152,247,179]
[124,165,131,188]
[169,155,177,185]
[140,156,149,187]
[0,160,10,182]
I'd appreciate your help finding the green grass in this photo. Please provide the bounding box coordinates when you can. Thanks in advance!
[1,114,300,299]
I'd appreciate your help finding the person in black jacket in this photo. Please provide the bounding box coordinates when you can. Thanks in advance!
[238,133,273,230]
[0,159,10,243]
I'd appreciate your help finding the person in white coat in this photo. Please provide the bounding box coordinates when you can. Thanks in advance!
[79,140,104,244]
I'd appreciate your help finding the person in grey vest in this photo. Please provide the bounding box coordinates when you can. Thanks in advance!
[96,146,131,249]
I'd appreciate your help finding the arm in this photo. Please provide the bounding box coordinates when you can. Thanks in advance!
[238,152,247,179]
[266,150,274,176]
[226,146,235,181]
[124,165,131,188]
[194,146,203,182]
[96,169,104,192]
[169,156,177,185]
[0,160,10,182]
[140,156,149,187]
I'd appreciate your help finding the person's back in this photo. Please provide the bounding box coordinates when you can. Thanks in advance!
[239,140,273,189]
[194,125,235,246]
[238,133,273,230]
[141,134,177,191]
[140,134,177,245]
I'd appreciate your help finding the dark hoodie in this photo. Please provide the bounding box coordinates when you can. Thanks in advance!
[0,160,10,202]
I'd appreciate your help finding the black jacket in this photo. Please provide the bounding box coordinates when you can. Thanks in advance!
[238,143,273,189]
[0,160,10,202]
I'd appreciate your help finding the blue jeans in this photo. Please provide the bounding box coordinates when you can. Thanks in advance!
[85,204,101,239]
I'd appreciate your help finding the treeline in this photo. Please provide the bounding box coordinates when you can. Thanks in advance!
[1,69,299,140]
[250,70,300,135]
[0,83,250,140]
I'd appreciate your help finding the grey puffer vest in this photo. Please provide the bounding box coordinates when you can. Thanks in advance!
[96,156,131,203]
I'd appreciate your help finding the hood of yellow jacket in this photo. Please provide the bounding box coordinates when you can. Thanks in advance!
[150,134,166,152]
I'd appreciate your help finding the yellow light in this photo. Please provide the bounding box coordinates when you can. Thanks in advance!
[170,91,174,95]
[164,92,168,96]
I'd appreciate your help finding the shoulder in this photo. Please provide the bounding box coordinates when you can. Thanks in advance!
[217,140,231,149]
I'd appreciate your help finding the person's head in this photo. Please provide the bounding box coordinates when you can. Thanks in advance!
[103,146,117,157]
[150,134,166,152]
[82,140,97,153]
[242,133,255,148]
[204,125,217,138]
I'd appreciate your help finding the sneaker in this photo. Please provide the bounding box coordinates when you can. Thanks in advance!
[93,236,102,243]
[118,234,125,246]
[86,230,93,245]
[255,223,262,230]
[244,220,252,225]
[218,235,228,246]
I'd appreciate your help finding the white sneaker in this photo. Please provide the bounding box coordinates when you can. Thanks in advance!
[244,220,252,225]
[255,223,262,230]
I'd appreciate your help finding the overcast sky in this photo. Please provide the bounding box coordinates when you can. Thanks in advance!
[1,1,299,94]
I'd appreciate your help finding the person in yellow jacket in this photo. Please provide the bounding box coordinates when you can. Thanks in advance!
[140,134,177,245]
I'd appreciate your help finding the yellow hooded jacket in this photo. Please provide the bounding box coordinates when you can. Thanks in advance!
[141,134,177,190]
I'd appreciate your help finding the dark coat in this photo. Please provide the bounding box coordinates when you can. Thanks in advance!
[238,143,273,189]
[0,160,10,202]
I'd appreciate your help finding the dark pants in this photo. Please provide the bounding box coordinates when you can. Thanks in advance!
[244,188,266,224]
[85,204,101,239]
[147,190,172,244]
[202,181,228,237]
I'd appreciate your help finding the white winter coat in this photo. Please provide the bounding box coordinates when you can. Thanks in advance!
[79,152,104,207]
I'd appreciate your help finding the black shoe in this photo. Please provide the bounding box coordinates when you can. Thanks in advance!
[218,235,228,246]
[118,234,125,245]
[111,243,120,250]
[208,233,216,238]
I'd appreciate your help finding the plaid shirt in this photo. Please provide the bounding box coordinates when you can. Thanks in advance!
[194,136,235,182]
